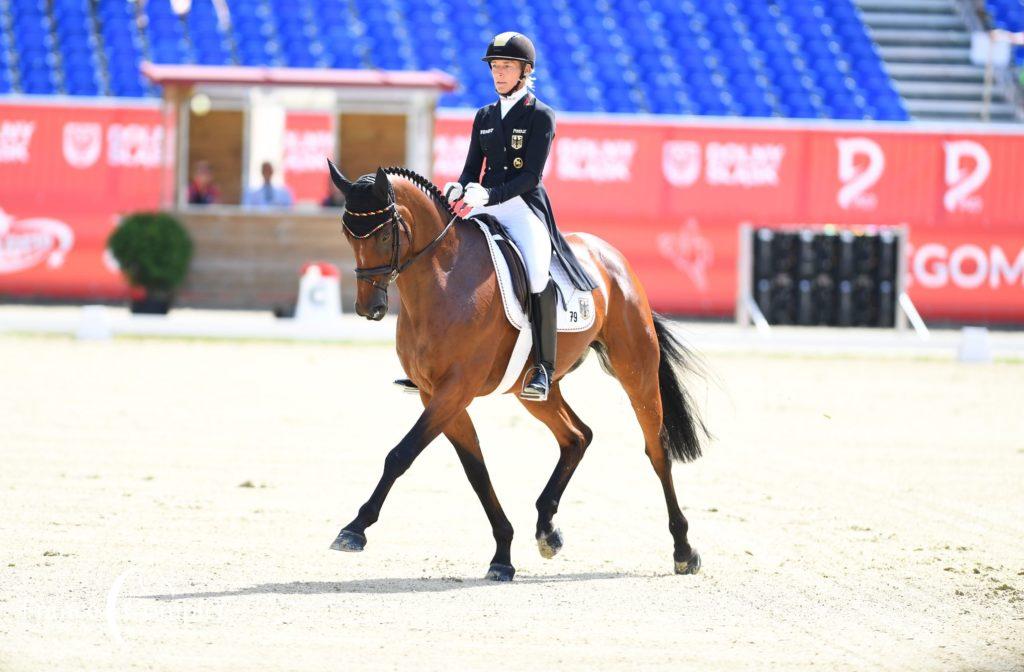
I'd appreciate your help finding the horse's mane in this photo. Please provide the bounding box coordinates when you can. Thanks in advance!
[382,166,463,223]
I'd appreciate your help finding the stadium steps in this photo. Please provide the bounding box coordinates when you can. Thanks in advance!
[904,98,1018,117]
[131,0,157,96]
[868,29,971,46]
[46,3,66,94]
[0,0,19,92]
[859,12,965,29]
[87,0,112,96]
[895,80,987,97]
[885,62,986,80]
[857,0,959,11]
[877,45,973,62]
[855,0,1018,121]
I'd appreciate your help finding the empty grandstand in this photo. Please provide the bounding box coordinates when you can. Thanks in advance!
[2,0,1019,121]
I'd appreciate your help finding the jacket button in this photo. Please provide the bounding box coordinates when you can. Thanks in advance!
[503,165,507,169]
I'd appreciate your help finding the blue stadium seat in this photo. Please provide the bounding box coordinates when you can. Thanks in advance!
[5,0,912,118]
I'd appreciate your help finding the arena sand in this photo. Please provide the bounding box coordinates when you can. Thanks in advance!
[0,333,1021,671]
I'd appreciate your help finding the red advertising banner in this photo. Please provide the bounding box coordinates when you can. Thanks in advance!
[1,99,1021,322]
[0,101,166,299]
[436,114,1024,322]
[283,112,335,205]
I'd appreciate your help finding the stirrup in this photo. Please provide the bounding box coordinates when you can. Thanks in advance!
[520,365,550,402]
[393,378,419,394]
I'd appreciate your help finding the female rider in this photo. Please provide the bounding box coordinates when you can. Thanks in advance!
[440,31,598,402]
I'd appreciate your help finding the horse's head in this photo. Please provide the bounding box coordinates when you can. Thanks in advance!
[328,161,404,320]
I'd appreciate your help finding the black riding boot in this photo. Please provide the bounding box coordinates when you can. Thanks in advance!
[521,280,557,402]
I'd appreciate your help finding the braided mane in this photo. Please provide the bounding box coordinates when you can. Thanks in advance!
[382,166,462,221]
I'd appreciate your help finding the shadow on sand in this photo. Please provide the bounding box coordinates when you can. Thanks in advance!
[137,571,658,601]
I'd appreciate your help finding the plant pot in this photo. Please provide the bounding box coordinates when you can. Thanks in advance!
[129,291,174,315]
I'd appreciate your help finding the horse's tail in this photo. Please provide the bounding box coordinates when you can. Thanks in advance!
[652,313,709,463]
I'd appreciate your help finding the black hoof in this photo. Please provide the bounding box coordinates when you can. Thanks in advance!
[393,379,419,394]
[674,549,701,575]
[330,529,367,552]
[537,528,563,559]
[485,563,515,582]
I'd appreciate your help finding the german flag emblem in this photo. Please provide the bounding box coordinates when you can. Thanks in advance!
[511,134,523,149]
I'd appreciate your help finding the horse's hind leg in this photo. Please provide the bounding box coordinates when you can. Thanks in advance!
[599,320,700,575]
[518,382,593,559]
[442,408,516,581]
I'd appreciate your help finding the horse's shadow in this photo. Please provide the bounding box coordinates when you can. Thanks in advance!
[137,571,649,601]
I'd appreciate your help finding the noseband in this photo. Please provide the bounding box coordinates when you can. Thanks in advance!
[342,202,458,293]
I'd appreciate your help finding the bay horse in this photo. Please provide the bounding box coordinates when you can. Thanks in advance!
[327,162,708,581]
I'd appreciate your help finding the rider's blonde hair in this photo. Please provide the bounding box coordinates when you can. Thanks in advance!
[522,63,536,90]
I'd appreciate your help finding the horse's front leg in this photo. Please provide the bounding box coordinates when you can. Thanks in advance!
[330,384,471,553]
[441,407,516,581]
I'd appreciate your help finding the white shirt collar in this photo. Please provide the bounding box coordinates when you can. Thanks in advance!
[499,85,529,118]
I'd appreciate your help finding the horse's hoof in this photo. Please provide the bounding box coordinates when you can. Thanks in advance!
[674,549,701,575]
[393,379,420,394]
[537,528,563,559]
[485,563,515,582]
[330,530,367,552]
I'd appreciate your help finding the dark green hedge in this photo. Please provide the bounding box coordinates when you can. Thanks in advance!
[108,212,193,292]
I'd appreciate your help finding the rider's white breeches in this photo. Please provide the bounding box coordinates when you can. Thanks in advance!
[470,196,551,293]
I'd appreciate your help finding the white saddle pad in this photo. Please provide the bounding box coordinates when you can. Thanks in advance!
[472,218,598,397]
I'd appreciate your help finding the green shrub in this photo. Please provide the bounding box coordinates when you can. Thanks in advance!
[108,212,193,293]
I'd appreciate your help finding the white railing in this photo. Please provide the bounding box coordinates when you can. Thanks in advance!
[977,29,1024,121]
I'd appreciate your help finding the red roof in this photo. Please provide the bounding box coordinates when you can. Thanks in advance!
[140,63,458,92]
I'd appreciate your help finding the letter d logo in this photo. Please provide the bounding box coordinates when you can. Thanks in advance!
[943,140,990,213]
[836,137,884,210]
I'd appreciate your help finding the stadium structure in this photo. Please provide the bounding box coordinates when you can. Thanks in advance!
[1,0,1022,119]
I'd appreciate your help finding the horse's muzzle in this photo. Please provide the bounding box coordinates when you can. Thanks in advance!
[355,303,386,321]
[355,284,389,321]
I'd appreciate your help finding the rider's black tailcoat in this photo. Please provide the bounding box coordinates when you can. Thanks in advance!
[458,93,598,292]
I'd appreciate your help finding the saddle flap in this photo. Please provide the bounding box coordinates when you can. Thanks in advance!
[472,214,528,313]
[470,216,597,334]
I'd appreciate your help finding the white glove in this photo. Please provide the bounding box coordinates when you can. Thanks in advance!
[462,182,490,208]
[443,182,463,203]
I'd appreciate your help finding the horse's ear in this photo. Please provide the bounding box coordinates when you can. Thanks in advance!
[326,159,351,195]
[373,167,392,201]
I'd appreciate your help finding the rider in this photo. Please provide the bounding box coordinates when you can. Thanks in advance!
[441,32,598,402]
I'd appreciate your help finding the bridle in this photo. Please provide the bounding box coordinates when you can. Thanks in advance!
[342,201,458,293]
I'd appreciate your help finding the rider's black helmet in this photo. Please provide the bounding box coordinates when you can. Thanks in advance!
[481,32,536,67]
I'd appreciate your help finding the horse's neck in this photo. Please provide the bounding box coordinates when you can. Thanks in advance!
[394,208,466,318]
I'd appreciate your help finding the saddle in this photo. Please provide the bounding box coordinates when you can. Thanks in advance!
[472,214,529,314]
[468,214,600,398]
[469,213,598,333]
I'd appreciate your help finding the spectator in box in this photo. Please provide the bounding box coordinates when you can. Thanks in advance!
[243,161,294,209]
[187,160,220,205]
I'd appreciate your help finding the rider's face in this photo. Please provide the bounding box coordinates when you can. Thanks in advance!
[490,59,528,94]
